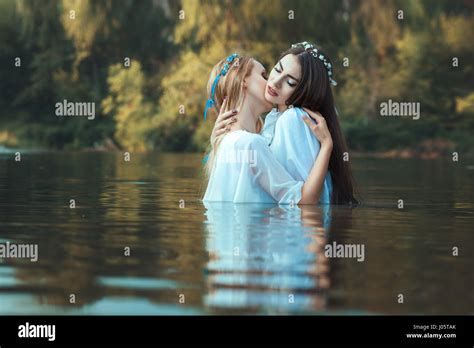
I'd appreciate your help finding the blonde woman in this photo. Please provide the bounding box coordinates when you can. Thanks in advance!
[203,54,332,205]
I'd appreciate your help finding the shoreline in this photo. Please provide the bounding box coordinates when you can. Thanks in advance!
[1,144,473,160]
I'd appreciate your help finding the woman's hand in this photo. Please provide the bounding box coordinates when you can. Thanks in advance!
[210,97,238,148]
[299,108,334,205]
[302,107,333,149]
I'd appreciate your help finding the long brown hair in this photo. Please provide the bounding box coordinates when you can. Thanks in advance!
[280,45,358,205]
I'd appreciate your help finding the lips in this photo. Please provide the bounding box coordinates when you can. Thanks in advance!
[267,85,279,97]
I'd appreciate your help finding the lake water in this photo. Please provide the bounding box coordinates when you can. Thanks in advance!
[0,151,473,315]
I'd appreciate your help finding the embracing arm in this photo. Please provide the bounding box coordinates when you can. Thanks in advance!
[299,109,333,205]
[210,97,238,149]
[299,142,332,204]
[248,111,332,205]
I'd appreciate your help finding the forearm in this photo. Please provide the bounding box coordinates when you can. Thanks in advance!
[299,143,332,205]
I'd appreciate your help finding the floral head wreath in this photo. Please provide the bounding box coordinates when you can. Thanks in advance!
[291,41,337,86]
[203,53,239,120]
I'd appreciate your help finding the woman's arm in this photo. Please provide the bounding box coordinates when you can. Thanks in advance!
[299,110,333,205]
[210,97,238,149]
[270,107,332,204]
[246,114,332,206]
[299,142,332,204]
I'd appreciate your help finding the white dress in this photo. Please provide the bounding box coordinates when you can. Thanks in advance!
[203,130,304,204]
[262,107,333,204]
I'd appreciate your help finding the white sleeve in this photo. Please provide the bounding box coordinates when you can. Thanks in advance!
[245,135,304,205]
[271,107,332,204]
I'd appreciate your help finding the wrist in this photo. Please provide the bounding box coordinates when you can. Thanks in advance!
[321,140,333,151]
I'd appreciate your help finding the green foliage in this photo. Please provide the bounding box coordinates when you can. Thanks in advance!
[0,0,473,154]
[102,61,154,151]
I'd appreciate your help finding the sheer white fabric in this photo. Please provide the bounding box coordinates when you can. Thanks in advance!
[203,130,303,204]
[262,107,332,204]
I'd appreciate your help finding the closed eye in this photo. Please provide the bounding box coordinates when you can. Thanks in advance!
[273,66,297,87]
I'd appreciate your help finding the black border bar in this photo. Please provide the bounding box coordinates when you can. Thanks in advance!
[0,315,472,346]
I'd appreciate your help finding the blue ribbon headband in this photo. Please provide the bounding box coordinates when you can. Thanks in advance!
[203,53,239,121]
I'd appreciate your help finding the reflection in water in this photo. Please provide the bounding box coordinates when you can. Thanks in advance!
[0,152,473,314]
[0,152,208,314]
[203,202,333,314]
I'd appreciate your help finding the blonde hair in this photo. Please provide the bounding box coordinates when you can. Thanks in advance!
[204,56,263,176]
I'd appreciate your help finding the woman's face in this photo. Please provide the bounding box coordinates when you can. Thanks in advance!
[265,54,302,107]
[245,60,273,112]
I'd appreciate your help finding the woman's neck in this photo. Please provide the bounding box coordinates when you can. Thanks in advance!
[230,98,262,134]
[277,103,289,112]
